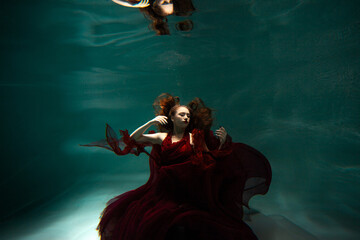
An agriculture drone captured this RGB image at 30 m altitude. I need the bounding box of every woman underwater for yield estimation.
[112,0,195,35]
[85,93,272,239]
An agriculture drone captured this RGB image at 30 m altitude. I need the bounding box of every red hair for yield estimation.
[152,93,214,133]
[139,0,195,35]
[139,0,170,35]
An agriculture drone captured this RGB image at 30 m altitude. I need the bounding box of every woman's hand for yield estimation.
[130,116,168,144]
[150,116,168,126]
[215,127,227,149]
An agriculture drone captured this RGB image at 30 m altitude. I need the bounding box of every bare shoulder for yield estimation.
[156,132,168,145]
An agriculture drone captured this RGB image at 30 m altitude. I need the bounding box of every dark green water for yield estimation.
[0,0,359,239]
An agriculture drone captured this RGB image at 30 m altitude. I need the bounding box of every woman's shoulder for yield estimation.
[189,132,194,146]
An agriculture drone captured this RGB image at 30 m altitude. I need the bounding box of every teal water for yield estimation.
[0,0,359,239]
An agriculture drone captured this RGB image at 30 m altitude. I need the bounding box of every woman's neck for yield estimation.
[172,126,185,138]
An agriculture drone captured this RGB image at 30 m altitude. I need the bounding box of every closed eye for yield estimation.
[179,113,190,118]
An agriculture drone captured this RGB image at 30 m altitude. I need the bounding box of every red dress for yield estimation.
[86,125,271,240]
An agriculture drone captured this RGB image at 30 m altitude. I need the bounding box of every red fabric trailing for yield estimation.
[83,125,271,240]
[106,123,150,156]
[81,124,155,157]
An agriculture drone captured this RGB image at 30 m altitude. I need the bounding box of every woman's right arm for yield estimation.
[130,116,168,145]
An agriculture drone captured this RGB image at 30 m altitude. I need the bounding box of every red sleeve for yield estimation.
[191,128,271,217]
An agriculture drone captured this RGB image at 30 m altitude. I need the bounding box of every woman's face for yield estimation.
[153,0,174,16]
[171,106,190,129]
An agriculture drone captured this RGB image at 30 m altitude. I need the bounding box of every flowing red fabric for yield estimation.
[81,124,154,158]
[85,125,271,240]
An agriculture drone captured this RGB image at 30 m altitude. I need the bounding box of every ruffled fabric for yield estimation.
[83,126,271,240]
[81,124,154,158]
[191,129,218,169]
